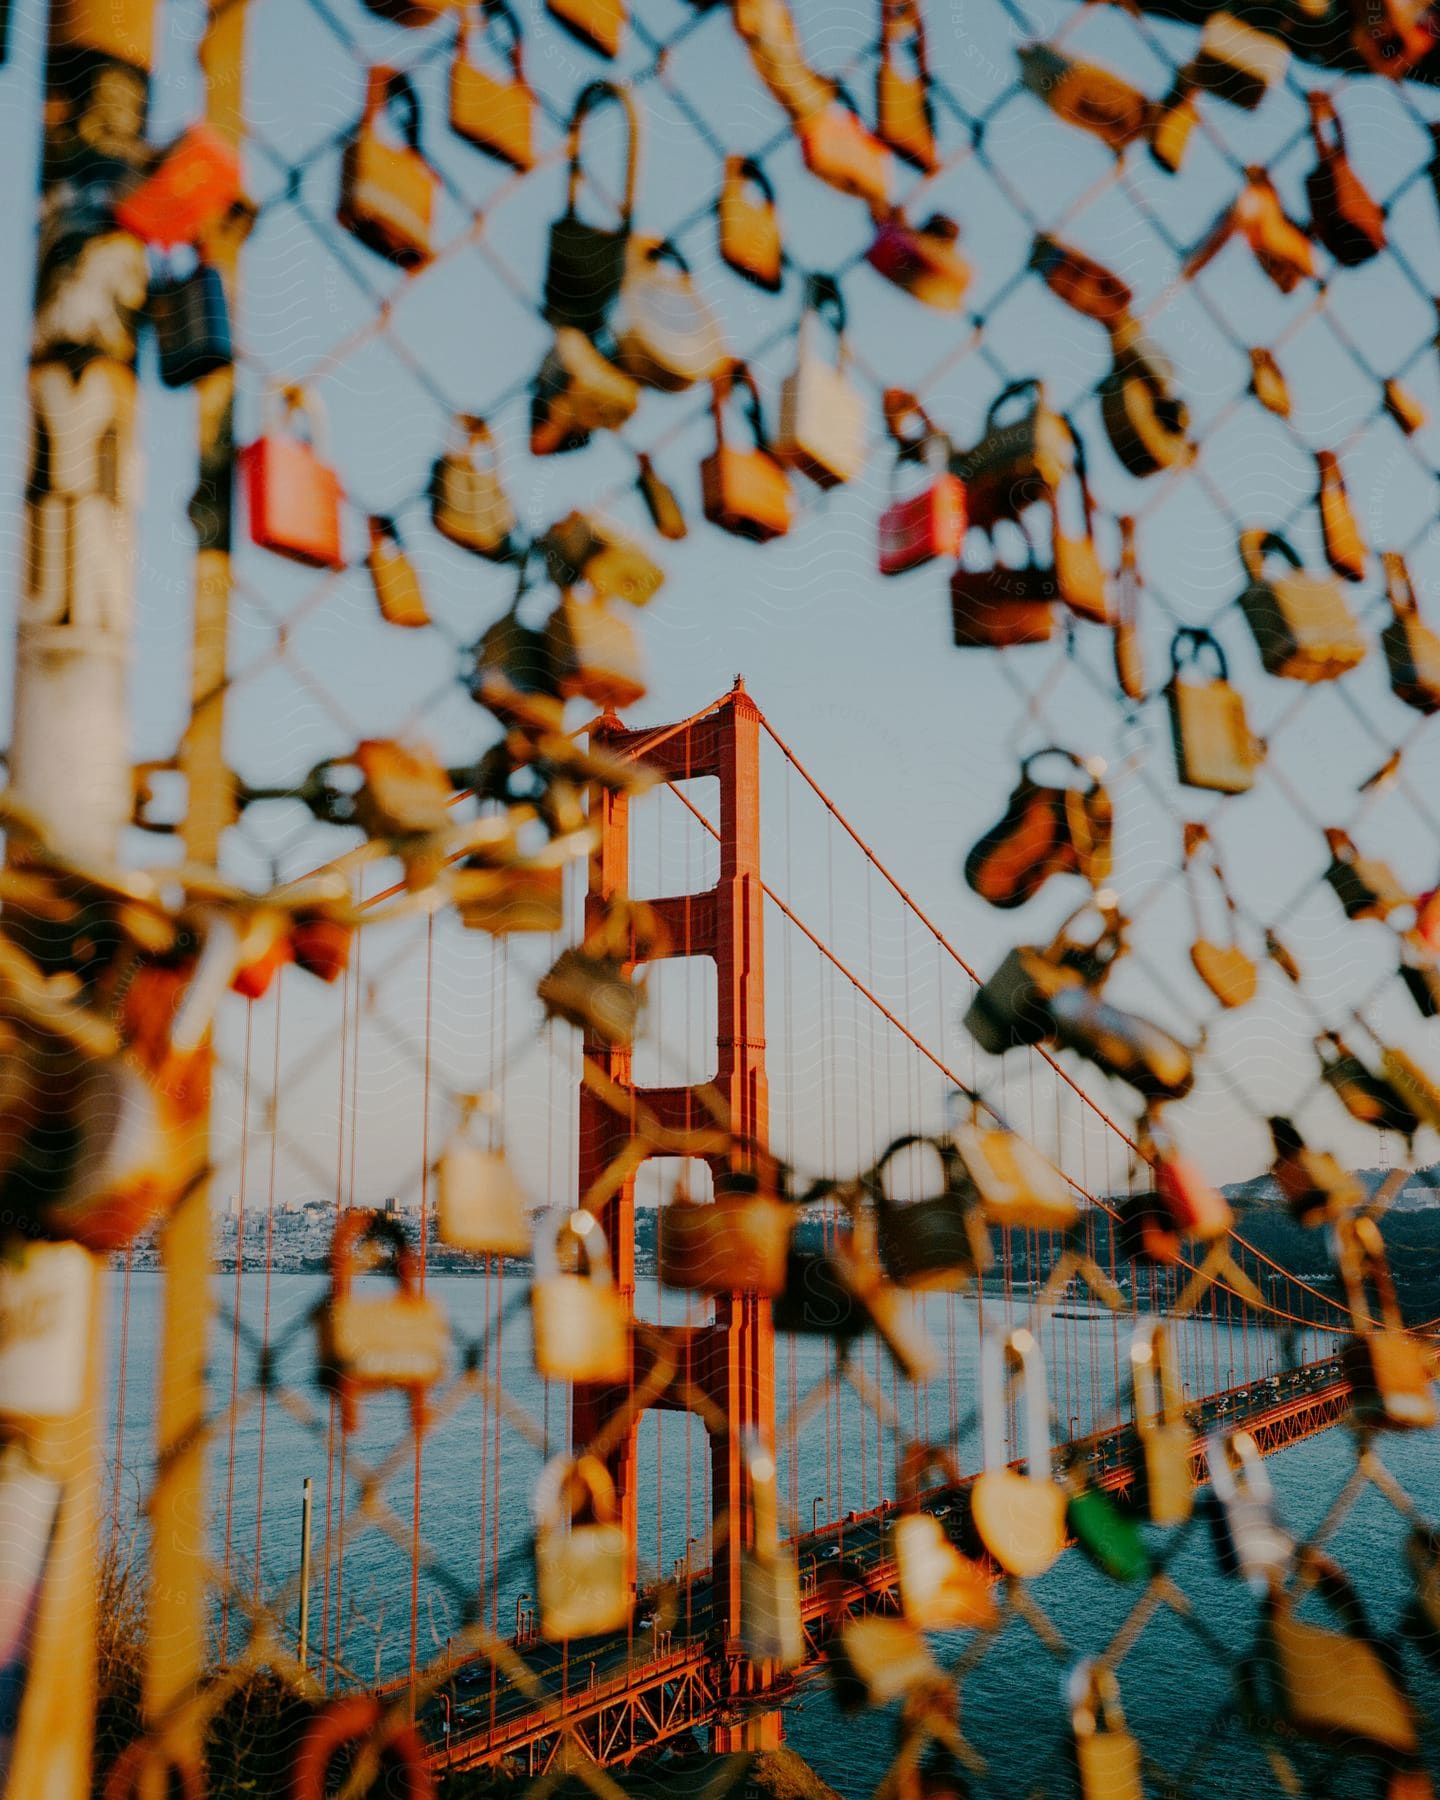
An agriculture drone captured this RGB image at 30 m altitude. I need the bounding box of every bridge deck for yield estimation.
[419,1357,1352,1776]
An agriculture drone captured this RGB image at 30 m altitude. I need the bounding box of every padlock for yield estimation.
[1382,551,1440,715]
[1262,1550,1418,1754]
[1167,628,1258,797]
[539,511,664,606]
[839,1210,942,1382]
[1184,826,1258,1009]
[951,1103,1077,1232]
[949,520,1057,648]
[1316,1029,1420,1138]
[148,260,231,388]
[1267,1116,1363,1226]
[1307,92,1386,265]
[315,1209,449,1430]
[1249,347,1291,418]
[1316,448,1366,583]
[614,238,729,393]
[876,0,937,171]
[1068,1663,1144,1800]
[635,453,687,541]
[1237,529,1367,682]
[775,275,865,489]
[1206,1428,1291,1589]
[547,0,625,58]
[1048,427,1108,623]
[530,1208,630,1383]
[1187,10,1289,107]
[702,364,792,543]
[829,1616,942,1711]
[1335,1214,1437,1430]
[1017,45,1151,153]
[797,88,894,208]
[337,68,437,270]
[1115,1190,1182,1267]
[453,861,564,935]
[1400,953,1440,1019]
[544,82,637,338]
[365,516,428,628]
[953,376,1073,528]
[51,0,159,70]
[1029,235,1132,328]
[717,155,783,293]
[1322,827,1408,921]
[658,1172,793,1296]
[1374,1036,1440,1131]
[435,1098,531,1257]
[1050,986,1194,1103]
[1066,1472,1149,1583]
[545,591,647,709]
[241,385,344,570]
[968,1328,1066,1579]
[1129,1319,1192,1525]
[1111,516,1146,703]
[1148,81,1198,174]
[964,747,1112,910]
[1385,377,1426,436]
[0,1241,93,1423]
[866,211,969,312]
[534,1453,632,1641]
[289,910,353,984]
[734,0,835,124]
[1235,168,1316,291]
[351,738,453,844]
[11,1054,188,1253]
[530,327,639,456]
[964,898,1125,1055]
[891,1445,998,1632]
[1353,0,1436,73]
[287,1694,433,1800]
[878,433,965,575]
[429,415,515,559]
[470,555,563,729]
[1100,321,1193,480]
[740,1432,805,1667]
[772,1237,871,1342]
[869,1133,992,1292]
[1145,1121,1233,1241]
[539,947,639,1044]
[450,1,535,171]
[113,123,243,246]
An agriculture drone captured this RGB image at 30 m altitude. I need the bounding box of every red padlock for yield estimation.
[241,386,345,570]
[878,435,966,576]
[114,124,243,247]
[1147,1124,1232,1241]
[866,210,969,311]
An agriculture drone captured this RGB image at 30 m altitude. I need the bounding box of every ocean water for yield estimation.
[103,1271,1440,1793]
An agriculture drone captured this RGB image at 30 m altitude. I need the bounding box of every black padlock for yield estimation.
[149,263,232,388]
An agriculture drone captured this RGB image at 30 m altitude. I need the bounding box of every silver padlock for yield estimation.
[530,1208,630,1384]
[434,1095,531,1258]
[534,1452,632,1641]
[740,1431,805,1668]
[1206,1429,1292,1590]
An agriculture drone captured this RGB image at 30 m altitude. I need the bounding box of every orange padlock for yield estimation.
[701,364,792,543]
[798,87,893,208]
[876,0,937,172]
[241,387,345,570]
[114,124,243,247]
[878,434,965,576]
[450,1,535,171]
[338,67,438,270]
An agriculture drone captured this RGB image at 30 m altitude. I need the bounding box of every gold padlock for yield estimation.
[535,1453,632,1640]
[1069,1662,1144,1800]
[434,1096,531,1257]
[449,1,535,171]
[1184,824,1258,1011]
[1316,448,1366,583]
[531,328,639,458]
[546,0,625,57]
[1267,1116,1363,1227]
[1129,1320,1192,1525]
[429,415,515,560]
[740,1432,805,1667]
[1336,1214,1437,1430]
[531,1208,630,1384]
[316,1209,449,1431]
[775,275,865,489]
[1187,10,1288,108]
[969,1327,1066,1579]
[951,1098,1077,1233]
[953,376,1073,528]
[734,0,835,124]
[1237,529,1367,683]
[876,0,937,172]
[1382,550,1440,715]
[337,68,437,270]
[613,237,729,394]
[891,1444,998,1632]
[538,510,664,607]
[1018,44,1151,153]
[1322,826,1408,922]
[658,1173,793,1296]
[1167,627,1260,795]
[366,515,429,629]
[1111,515,1146,703]
[545,590,647,709]
[717,156,783,293]
[829,1615,942,1712]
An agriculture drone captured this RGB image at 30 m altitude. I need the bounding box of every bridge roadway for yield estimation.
[420,1357,1353,1776]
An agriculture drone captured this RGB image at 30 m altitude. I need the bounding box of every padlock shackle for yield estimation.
[534,1204,616,1286]
[263,383,332,458]
[880,0,930,74]
[983,374,1044,433]
[1129,1317,1184,1430]
[534,1450,620,1531]
[1018,744,1098,794]
[1240,526,1302,584]
[565,80,640,225]
[329,1207,418,1297]
[1306,88,1347,160]
[896,1440,961,1509]
[1205,1427,1273,1508]
[889,427,952,495]
[867,1131,960,1209]
[363,65,425,154]
[724,152,776,208]
[368,512,404,551]
[801,270,848,350]
[457,0,524,72]
[979,1327,1051,1479]
[289,1695,432,1800]
[1169,624,1228,683]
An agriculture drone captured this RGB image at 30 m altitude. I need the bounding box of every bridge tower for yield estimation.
[572,678,780,1752]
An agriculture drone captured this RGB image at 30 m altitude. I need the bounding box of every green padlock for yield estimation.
[1066,1478,1150,1584]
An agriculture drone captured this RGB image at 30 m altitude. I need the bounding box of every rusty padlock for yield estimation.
[315,1209,449,1430]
